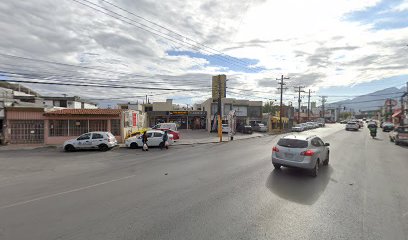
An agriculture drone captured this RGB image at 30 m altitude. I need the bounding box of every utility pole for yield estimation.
[307,89,311,121]
[277,75,289,131]
[294,86,305,124]
[320,96,327,122]
[217,75,222,142]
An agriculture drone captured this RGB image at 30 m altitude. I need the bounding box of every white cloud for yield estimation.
[0,0,407,104]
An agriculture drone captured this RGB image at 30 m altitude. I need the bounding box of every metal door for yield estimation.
[9,120,44,144]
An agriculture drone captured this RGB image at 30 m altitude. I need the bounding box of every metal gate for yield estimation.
[9,120,44,144]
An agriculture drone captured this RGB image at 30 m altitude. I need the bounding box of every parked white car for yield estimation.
[291,124,304,132]
[125,130,174,149]
[63,132,118,152]
[222,124,230,133]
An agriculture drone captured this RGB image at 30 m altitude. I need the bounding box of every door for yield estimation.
[152,132,163,146]
[75,133,92,149]
[9,120,44,144]
[316,137,327,161]
[91,132,105,148]
[310,137,324,161]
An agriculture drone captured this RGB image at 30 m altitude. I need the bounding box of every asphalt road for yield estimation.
[0,124,407,240]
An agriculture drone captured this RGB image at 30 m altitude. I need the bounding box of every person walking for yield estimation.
[160,131,169,150]
[142,131,148,151]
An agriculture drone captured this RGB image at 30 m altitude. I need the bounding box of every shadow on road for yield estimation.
[266,165,333,205]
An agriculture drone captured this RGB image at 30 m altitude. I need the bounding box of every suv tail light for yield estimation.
[301,150,315,156]
[272,146,279,152]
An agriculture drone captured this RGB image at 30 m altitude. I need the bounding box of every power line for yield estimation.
[71,0,262,74]
[97,0,264,72]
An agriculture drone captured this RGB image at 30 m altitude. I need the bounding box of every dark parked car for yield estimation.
[382,123,394,132]
[237,125,253,134]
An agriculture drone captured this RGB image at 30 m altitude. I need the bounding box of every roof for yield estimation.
[44,109,123,116]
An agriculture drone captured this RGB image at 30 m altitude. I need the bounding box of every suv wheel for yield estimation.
[130,142,138,149]
[310,160,319,177]
[273,164,281,170]
[98,144,109,152]
[395,140,400,145]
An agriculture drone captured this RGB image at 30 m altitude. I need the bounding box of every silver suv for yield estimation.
[272,135,330,177]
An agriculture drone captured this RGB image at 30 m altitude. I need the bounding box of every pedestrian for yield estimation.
[160,131,168,150]
[142,131,148,151]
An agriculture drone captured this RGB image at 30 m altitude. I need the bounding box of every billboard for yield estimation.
[212,75,227,99]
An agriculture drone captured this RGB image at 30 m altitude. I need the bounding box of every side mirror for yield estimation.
[324,143,330,146]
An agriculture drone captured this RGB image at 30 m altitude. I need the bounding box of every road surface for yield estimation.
[0,124,407,240]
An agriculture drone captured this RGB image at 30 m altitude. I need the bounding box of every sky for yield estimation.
[0,0,407,107]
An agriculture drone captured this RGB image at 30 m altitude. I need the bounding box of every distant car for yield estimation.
[125,130,174,149]
[221,124,230,133]
[357,120,364,128]
[382,123,394,132]
[389,126,408,145]
[272,135,330,177]
[156,128,180,140]
[152,122,178,131]
[305,122,315,129]
[252,123,267,132]
[346,121,359,131]
[237,125,253,134]
[63,132,118,152]
[291,124,304,132]
[340,120,348,124]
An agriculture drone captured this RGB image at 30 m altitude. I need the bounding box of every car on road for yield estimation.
[237,125,253,134]
[382,122,394,132]
[346,121,359,131]
[340,120,348,124]
[125,130,174,149]
[272,135,330,177]
[63,132,118,152]
[222,124,230,133]
[389,126,408,145]
[156,128,180,140]
[305,122,316,129]
[291,124,304,132]
[252,123,267,132]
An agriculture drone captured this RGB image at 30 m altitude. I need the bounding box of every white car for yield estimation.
[63,132,118,152]
[346,121,359,131]
[291,124,304,132]
[222,124,230,133]
[125,130,174,149]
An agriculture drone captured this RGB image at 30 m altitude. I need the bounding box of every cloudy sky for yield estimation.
[0,0,407,106]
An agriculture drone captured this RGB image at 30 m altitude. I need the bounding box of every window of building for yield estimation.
[110,119,121,136]
[69,120,88,136]
[248,106,261,118]
[60,100,67,107]
[49,120,69,136]
[81,102,85,109]
[89,120,108,132]
[145,106,153,112]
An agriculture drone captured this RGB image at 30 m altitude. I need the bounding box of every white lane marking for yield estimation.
[0,174,139,210]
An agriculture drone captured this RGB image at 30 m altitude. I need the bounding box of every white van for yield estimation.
[152,122,178,131]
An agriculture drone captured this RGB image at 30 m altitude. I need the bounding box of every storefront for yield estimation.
[147,111,207,129]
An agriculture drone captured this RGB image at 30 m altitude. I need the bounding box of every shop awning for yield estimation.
[392,110,402,118]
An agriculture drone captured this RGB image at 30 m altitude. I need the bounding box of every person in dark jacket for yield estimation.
[160,131,168,150]
[142,131,148,151]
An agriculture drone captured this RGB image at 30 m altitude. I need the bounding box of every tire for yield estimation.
[130,142,138,149]
[64,144,75,152]
[323,152,329,166]
[98,144,109,152]
[395,140,400,145]
[273,164,281,170]
[310,160,319,177]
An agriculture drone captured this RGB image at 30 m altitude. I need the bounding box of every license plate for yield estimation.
[285,153,294,158]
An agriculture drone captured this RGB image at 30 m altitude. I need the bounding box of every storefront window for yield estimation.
[110,119,121,136]
[49,120,69,136]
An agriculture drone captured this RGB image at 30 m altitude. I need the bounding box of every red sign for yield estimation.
[132,113,137,126]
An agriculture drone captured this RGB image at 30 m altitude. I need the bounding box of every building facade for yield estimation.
[201,98,263,131]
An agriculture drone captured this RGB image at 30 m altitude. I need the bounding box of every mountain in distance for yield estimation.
[326,86,406,112]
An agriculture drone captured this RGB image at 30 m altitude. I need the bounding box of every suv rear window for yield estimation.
[277,139,308,148]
